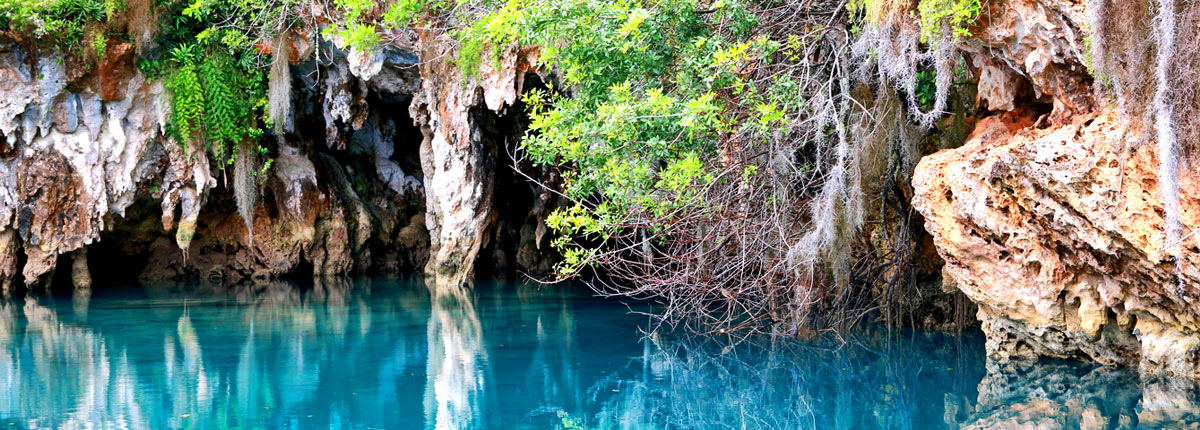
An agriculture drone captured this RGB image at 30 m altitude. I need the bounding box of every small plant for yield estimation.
[915,69,937,110]
[916,0,982,43]
[91,31,107,58]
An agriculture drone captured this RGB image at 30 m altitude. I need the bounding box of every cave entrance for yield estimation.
[472,72,559,279]
[87,196,170,286]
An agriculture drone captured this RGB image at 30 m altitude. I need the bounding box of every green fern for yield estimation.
[165,43,264,170]
[199,52,239,154]
[166,45,206,147]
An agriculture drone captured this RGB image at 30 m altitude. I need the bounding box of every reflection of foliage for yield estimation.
[3,286,1197,429]
[548,330,989,429]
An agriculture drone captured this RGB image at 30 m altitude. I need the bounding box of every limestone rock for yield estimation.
[0,45,214,285]
[0,36,549,289]
[913,109,1200,378]
[408,33,535,289]
[98,42,136,101]
[964,0,1094,118]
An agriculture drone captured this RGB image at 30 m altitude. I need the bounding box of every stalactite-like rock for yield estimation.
[405,35,537,289]
[0,44,213,287]
[0,33,550,289]
[0,230,16,296]
[71,248,91,290]
[0,42,414,286]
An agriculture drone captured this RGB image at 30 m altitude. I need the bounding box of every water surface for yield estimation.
[0,279,1196,429]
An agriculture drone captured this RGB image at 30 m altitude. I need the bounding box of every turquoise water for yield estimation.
[0,279,1196,429]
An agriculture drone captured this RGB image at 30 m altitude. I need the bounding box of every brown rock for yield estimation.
[966,0,1094,119]
[15,151,90,257]
[914,109,1200,378]
[71,248,90,289]
[0,230,16,295]
[98,42,135,101]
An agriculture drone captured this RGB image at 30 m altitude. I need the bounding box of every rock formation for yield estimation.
[915,109,1200,378]
[914,0,1200,378]
[0,36,556,291]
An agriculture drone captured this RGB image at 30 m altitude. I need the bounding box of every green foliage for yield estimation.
[0,0,107,53]
[91,30,106,57]
[915,69,937,110]
[325,0,453,52]
[464,0,776,275]
[148,0,281,173]
[102,0,121,19]
[159,0,273,232]
[916,0,981,43]
[454,0,526,76]
[163,41,265,168]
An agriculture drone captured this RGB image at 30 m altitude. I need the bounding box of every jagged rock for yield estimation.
[964,0,1094,117]
[407,34,537,289]
[0,230,16,295]
[99,42,136,101]
[0,43,391,287]
[318,46,371,150]
[914,109,1200,378]
[0,45,215,286]
[0,34,552,290]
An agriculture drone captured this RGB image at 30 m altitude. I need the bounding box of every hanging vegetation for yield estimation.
[3,0,986,336]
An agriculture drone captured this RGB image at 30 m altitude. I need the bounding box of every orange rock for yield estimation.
[98,42,135,101]
[914,108,1200,379]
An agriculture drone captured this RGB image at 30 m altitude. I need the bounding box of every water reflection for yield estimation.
[0,279,1195,429]
[426,284,485,430]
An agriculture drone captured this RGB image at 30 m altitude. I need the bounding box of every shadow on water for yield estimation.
[0,278,1195,429]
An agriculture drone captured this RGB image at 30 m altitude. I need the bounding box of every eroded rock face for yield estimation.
[0,37,550,289]
[913,109,1200,378]
[406,33,539,289]
[0,44,212,287]
[0,42,416,286]
[965,0,1094,118]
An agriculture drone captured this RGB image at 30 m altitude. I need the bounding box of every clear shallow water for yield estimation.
[0,279,1197,429]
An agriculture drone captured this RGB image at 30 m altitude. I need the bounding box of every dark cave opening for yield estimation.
[87,196,168,286]
[472,72,560,279]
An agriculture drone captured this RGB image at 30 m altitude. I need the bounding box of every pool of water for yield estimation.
[0,278,1197,429]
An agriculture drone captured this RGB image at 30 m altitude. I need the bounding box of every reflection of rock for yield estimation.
[1139,378,1200,426]
[957,361,1200,429]
[425,281,486,429]
[964,362,1140,429]
[72,284,90,320]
